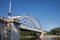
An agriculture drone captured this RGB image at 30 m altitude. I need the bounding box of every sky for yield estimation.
[0,0,60,31]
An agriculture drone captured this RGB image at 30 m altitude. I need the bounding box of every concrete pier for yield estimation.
[0,16,20,40]
[10,23,20,40]
[36,32,45,40]
[40,32,45,40]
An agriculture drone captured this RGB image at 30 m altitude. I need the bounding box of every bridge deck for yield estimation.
[19,23,44,33]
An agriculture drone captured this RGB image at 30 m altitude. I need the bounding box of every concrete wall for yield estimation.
[10,23,20,40]
[0,23,5,40]
[0,23,20,40]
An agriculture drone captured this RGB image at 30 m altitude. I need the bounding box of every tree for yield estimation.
[50,27,60,35]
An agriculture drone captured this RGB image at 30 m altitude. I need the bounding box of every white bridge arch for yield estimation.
[11,15,44,33]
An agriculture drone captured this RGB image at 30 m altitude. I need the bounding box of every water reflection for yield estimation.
[21,38,60,40]
[45,38,60,40]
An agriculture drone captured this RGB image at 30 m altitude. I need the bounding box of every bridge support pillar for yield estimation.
[10,23,20,40]
[1,22,20,40]
[36,32,45,40]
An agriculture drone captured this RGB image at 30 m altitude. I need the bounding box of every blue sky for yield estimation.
[0,0,60,31]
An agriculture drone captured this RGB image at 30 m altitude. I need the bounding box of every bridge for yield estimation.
[0,15,45,40]
[0,0,45,40]
[11,16,44,32]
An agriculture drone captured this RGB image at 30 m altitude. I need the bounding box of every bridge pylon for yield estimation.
[0,16,20,40]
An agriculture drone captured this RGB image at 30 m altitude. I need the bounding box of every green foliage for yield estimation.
[50,27,60,35]
[20,30,36,36]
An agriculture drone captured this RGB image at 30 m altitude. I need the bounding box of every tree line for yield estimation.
[46,27,60,35]
[20,30,36,36]
[20,27,60,36]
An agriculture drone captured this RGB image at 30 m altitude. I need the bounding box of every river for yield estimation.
[21,38,60,40]
[45,38,60,40]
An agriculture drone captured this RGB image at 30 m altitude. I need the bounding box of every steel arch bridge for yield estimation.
[11,15,44,33]
[0,15,45,40]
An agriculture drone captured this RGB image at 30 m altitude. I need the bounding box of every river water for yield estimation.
[45,38,60,40]
[21,38,60,40]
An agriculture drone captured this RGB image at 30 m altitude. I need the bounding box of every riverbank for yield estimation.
[20,35,60,38]
[45,35,60,38]
[20,36,35,38]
